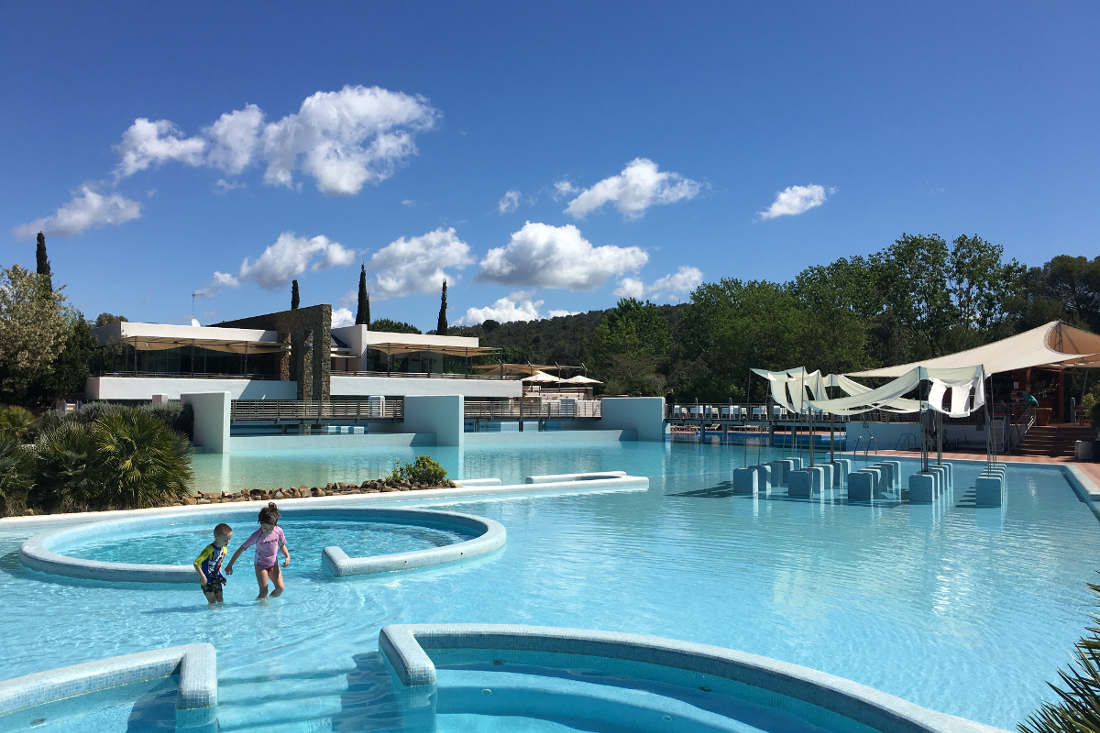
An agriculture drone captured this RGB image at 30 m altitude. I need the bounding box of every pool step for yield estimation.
[955,487,978,508]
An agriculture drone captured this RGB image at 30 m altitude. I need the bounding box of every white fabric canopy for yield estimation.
[750,367,826,413]
[848,321,1100,379]
[809,365,986,417]
[522,370,562,383]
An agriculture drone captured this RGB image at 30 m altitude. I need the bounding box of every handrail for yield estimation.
[464,398,601,419]
[231,398,404,422]
[333,370,514,381]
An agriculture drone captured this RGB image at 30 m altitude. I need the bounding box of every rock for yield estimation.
[363,488,380,493]
[196,498,211,504]
[360,480,372,489]
[181,495,196,505]
[381,485,398,492]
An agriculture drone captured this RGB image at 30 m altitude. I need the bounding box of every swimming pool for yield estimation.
[2,437,1097,730]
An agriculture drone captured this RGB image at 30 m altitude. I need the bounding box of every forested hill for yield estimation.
[451,304,685,367]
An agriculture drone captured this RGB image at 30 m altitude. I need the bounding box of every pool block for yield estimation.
[830,459,851,486]
[818,463,835,491]
[908,473,936,503]
[781,459,800,480]
[768,460,789,486]
[878,461,901,490]
[787,456,804,469]
[926,465,948,496]
[750,464,772,492]
[869,462,897,491]
[848,471,874,501]
[859,467,885,497]
[788,469,813,498]
[732,468,757,495]
[975,474,1004,507]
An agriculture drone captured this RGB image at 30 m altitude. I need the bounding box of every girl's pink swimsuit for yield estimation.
[239,526,286,569]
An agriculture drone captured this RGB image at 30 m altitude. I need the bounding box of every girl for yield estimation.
[226,502,291,599]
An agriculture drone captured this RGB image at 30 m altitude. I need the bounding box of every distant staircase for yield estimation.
[1016,424,1095,457]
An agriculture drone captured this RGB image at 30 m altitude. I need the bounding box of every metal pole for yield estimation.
[936,410,943,465]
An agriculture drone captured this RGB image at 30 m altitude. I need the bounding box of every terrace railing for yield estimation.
[464,398,602,419]
[231,398,404,423]
[332,370,513,380]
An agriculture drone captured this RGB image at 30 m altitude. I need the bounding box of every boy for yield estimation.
[194,523,232,604]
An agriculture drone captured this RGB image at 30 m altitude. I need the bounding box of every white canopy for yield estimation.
[522,370,562,383]
[848,321,1100,379]
[561,375,603,384]
[810,365,986,417]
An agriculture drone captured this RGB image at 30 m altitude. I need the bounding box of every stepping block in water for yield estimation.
[788,467,824,498]
[848,471,874,501]
[830,459,851,486]
[909,472,936,503]
[975,474,1004,507]
[732,468,757,495]
[750,464,772,492]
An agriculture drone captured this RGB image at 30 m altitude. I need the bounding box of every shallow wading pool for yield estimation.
[1,436,1097,730]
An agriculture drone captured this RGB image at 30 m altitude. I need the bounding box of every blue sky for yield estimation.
[2,2,1097,329]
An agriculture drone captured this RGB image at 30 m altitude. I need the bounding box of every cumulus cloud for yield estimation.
[193,271,240,299]
[205,104,264,174]
[552,180,578,200]
[261,85,438,195]
[477,222,647,290]
[331,307,354,328]
[14,185,141,238]
[115,118,207,177]
[368,227,474,299]
[497,189,520,214]
[214,178,246,193]
[564,158,700,219]
[548,309,579,318]
[758,184,831,220]
[238,232,354,289]
[613,266,703,303]
[459,293,544,325]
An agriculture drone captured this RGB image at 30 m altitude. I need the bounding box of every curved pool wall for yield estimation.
[379,624,1005,733]
[0,644,216,732]
[16,474,648,583]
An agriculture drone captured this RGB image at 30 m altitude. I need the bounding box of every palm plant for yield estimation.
[91,410,192,509]
[0,439,31,516]
[0,404,34,443]
[31,421,100,513]
[1020,579,1100,732]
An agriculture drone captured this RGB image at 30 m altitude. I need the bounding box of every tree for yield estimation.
[0,265,68,404]
[41,315,100,400]
[291,280,300,310]
[93,313,127,328]
[369,318,421,334]
[355,265,370,326]
[589,298,671,395]
[436,280,448,335]
[36,232,52,291]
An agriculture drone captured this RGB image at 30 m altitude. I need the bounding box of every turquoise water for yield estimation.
[2,437,1098,731]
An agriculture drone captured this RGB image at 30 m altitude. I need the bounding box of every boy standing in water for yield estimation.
[194,523,233,604]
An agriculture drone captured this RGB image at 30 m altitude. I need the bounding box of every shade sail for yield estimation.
[367,342,501,358]
[122,335,287,355]
[522,370,562,383]
[561,375,603,384]
[848,321,1100,379]
[810,365,985,417]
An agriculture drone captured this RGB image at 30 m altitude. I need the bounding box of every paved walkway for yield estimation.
[875,448,1100,489]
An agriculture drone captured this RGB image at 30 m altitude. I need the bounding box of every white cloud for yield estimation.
[261,85,438,195]
[758,184,830,220]
[613,265,703,303]
[497,189,520,214]
[401,199,414,206]
[368,227,474,299]
[459,294,544,325]
[193,271,240,299]
[477,221,648,290]
[14,185,141,238]
[548,309,579,318]
[116,118,207,177]
[238,232,354,289]
[205,104,264,174]
[552,180,578,200]
[331,307,354,327]
[214,178,246,193]
[565,158,700,219]
[613,277,645,299]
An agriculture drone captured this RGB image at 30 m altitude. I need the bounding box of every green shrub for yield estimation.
[91,410,192,509]
[1019,579,1100,732]
[390,455,448,485]
[0,404,34,443]
[0,439,31,516]
[31,421,101,513]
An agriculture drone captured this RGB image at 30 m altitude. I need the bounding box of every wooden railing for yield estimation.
[231,399,403,423]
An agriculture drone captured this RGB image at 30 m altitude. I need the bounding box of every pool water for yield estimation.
[60,517,473,572]
[2,437,1097,731]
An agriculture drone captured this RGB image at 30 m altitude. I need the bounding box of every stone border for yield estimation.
[15,475,648,582]
[379,624,1006,733]
[320,508,505,576]
[0,644,216,728]
[20,506,502,583]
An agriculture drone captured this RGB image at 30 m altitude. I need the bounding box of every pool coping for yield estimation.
[19,506,508,583]
[379,624,1007,733]
[0,643,216,717]
[0,474,650,530]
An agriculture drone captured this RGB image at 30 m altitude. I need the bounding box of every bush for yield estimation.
[30,407,192,513]
[0,439,31,517]
[0,404,34,443]
[390,455,448,485]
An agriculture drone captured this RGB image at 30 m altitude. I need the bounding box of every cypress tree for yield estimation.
[291,280,300,310]
[36,231,52,290]
[436,280,448,335]
[355,265,370,326]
